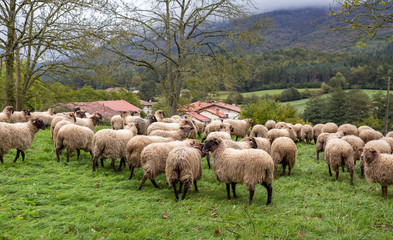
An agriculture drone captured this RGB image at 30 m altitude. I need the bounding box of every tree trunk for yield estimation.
[4,0,17,108]
[15,47,23,111]
[384,76,390,135]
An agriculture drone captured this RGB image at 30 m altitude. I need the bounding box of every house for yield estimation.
[140,100,157,115]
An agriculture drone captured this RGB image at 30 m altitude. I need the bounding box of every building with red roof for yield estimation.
[140,100,157,115]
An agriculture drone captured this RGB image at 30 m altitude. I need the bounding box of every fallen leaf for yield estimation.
[95,205,100,207]
[163,213,168,219]
[160,202,164,206]
[215,230,221,234]
[65,227,72,234]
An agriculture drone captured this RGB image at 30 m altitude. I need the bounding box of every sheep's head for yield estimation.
[90,115,101,126]
[361,147,380,164]
[66,112,76,122]
[75,110,86,118]
[180,125,192,138]
[246,118,254,127]
[23,109,31,116]
[155,110,164,118]
[146,115,157,123]
[48,108,56,115]
[4,106,14,114]
[31,118,46,130]
[73,107,81,112]
[202,138,221,154]
[242,137,258,149]
[219,123,233,133]
[121,111,131,118]
[93,112,103,120]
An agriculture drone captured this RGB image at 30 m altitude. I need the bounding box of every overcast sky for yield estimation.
[253,0,335,13]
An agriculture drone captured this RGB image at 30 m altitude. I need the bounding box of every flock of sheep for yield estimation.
[1,105,393,204]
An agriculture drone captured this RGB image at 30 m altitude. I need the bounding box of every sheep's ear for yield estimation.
[359,148,363,153]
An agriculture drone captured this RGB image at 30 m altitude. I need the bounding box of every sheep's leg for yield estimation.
[128,164,135,180]
[349,168,354,186]
[100,157,104,167]
[92,155,99,171]
[335,170,339,181]
[0,151,3,164]
[206,153,211,169]
[177,182,183,194]
[281,162,287,176]
[382,186,388,199]
[328,165,332,177]
[248,188,255,205]
[66,148,72,162]
[150,179,160,189]
[193,180,198,193]
[137,175,148,190]
[111,158,117,172]
[181,181,191,200]
[360,166,364,178]
[288,165,292,176]
[56,148,62,162]
[262,182,273,205]
[231,182,237,199]
[235,136,239,141]
[316,150,320,161]
[171,180,179,202]
[118,157,125,172]
[274,166,278,179]
[226,184,231,200]
[76,150,80,160]
[13,150,21,163]
[21,151,25,162]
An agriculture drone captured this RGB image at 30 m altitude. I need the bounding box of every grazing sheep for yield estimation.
[316,133,339,161]
[324,138,354,185]
[223,118,254,141]
[293,123,303,142]
[267,129,290,143]
[364,140,391,154]
[126,135,173,180]
[154,110,165,122]
[0,118,46,163]
[271,137,297,179]
[313,124,324,144]
[133,115,158,135]
[137,139,200,190]
[10,109,31,123]
[242,137,271,154]
[147,122,181,135]
[322,122,338,133]
[202,138,274,205]
[359,129,383,143]
[0,106,14,123]
[50,113,76,138]
[250,124,268,138]
[111,115,124,130]
[338,124,358,136]
[149,125,193,140]
[381,137,393,153]
[341,135,365,162]
[300,124,314,144]
[361,147,393,199]
[201,121,233,142]
[92,122,138,172]
[75,112,102,132]
[31,108,56,126]
[274,122,288,129]
[166,145,203,201]
[55,124,94,162]
[358,126,373,135]
[265,120,276,130]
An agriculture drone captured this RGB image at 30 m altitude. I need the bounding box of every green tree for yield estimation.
[328,72,349,89]
[280,87,301,102]
[139,80,158,101]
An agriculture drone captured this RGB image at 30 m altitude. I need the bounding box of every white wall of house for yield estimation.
[209,107,239,119]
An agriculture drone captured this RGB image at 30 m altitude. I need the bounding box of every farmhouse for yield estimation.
[139,100,157,115]
[180,100,241,123]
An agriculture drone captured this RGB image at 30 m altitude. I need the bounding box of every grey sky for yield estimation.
[253,0,335,13]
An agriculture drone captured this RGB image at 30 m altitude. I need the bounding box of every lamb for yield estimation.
[31,108,56,126]
[10,109,31,123]
[359,129,383,143]
[267,129,290,143]
[126,135,173,180]
[133,115,157,135]
[293,123,303,142]
[250,124,268,138]
[149,125,193,140]
[202,138,274,205]
[75,112,102,132]
[55,124,94,162]
[92,122,138,172]
[0,118,46,163]
[166,145,203,201]
[324,138,354,185]
[223,118,254,140]
[50,112,76,138]
[361,147,393,199]
[313,124,324,144]
[270,137,297,179]
[242,137,271,154]
[338,124,358,136]
[265,120,276,130]
[154,110,165,122]
[300,124,314,144]
[137,139,200,190]
[0,106,14,123]
[321,122,338,133]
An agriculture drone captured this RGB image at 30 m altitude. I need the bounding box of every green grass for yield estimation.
[1,128,393,239]
[213,88,320,99]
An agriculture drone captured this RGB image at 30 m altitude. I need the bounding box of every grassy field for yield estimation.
[213,88,320,99]
[1,127,393,239]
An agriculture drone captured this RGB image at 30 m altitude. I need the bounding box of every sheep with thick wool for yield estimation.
[322,122,338,133]
[313,124,324,144]
[242,137,271,154]
[137,139,200,190]
[338,124,358,136]
[315,133,340,161]
[10,109,31,123]
[250,124,268,138]
[55,124,94,162]
[203,131,232,169]
[0,106,14,123]
[223,118,253,140]
[154,110,165,122]
[31,108,56,126]
[359,129,383,143]
[149,125,193,140]
[381,137,393,153]
[166,145,203,201]
[202,138,274,205]
[75,112,102,132]
[271,137,297,179]
[300,124,314,144]
[0,118,46,163]
[267,128,290,143]
[132,115,157,135]
[358,126,373,135]
[361,147,393,199]
[50,112,76,138]
[202,122,233,142]
[324,138,354,185]
[265,120,276,130]
[341,135,365,162]
[293,123,303,142]
[147,119,191,135]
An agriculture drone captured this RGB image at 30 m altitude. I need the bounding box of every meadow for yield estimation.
[1,127,393,239]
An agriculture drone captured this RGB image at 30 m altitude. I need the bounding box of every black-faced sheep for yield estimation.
[242,137,271,154]
[300,124,314,144]
[313,124,324,144]
[324,138,354,185]
[265,120,276,130]
[321,122,338,133]
[338,124,358,136]
[154,110,165,122]
[361,147,393,199]
[250,124,268,138]
[0,106,14,123]
[223,118,254,141]
[202,138,274,205]
[271,137,297,179]
[10,109,31,123]
[359,129,383,143]
[0,118,46,163]
[133,115,158,135]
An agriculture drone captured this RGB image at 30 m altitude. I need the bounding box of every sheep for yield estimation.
[137,139,200,190]
[274,122,288,129]
[75,112,102,132]
[265,120,276,130]
[92,122,138,172]
[166,145,203,201]
[386,131,393,138]
[361,147,393,199]
[202,138,274,205]
[111,115,124,130]
[341,135,365,163]
[300,124,314,144]
[313,124,324,144]
[133,115,158,135]
[316,133,339,161]
[74,110,86,118]
[381,137,393,153]
[358,126,373,135]
[194,121,205,137]
[55,124,94,162]
[271,137,297,179]
[52,120,74,145]
[31,108,56,126]
[293,123,303,142]
[10,109,31,123]
[50,112,76,138]
[324,138,354,185]
[0,106,14,123]
[201,121,233,142]
[267,129,290,143]
[154,110,165,122]
[364,140,391,154]
[322,122,338,133]
[203,131,232,169]
[0,118,46,163]
[223,118,253,141]
[338,124,358,136]
[126,135,173,180]
[359,129,383,143]
[284,124,297,142]
[149,125,193,140]
[162,115,182,123]
[242,137,271,154]
[250,124,268,138]
[147,119,196,137]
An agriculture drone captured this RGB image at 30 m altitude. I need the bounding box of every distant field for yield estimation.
[213,88,320,99]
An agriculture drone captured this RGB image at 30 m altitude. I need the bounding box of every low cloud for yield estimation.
[253,0,335,13]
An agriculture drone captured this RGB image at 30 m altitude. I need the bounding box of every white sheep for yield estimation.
[10,109,31,123]
[0,106,14,123]
[271,137,297,179]
[31,108,56,126]
[223,118,254,141]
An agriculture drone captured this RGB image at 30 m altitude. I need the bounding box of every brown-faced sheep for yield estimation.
[271,137,297,179]
[250,124,268,138]
[92,122,138,172]
[223,118,254,141]
[359,129,383,143]
[50,113,76,138]
[0,106,14,123]
[154,110,165,122]
[361,147,393,199]
[31,108,56,126]
[300,124,314,144]
[0,118,46,163]
[267,129,290,143]
[10,109,31,123]
[322,122,338,133]
[75,112,102,132]
[338,124,358,136]
[242,137,271,154]
[149,125,193,140]
[166,145,203,201]
[265,120,276,130]
[137,139,200,190]
[202,138,274,205]
[324,138,354,185]
[313,124,324,144]
[293,123,303,142]
[55,124,94,162]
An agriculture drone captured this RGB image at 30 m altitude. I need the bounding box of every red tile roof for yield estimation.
[179,100,240,113]
[186,111,211,122]
[97,100,141,112]
[204,108,227,118]
[140,100,157,106]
